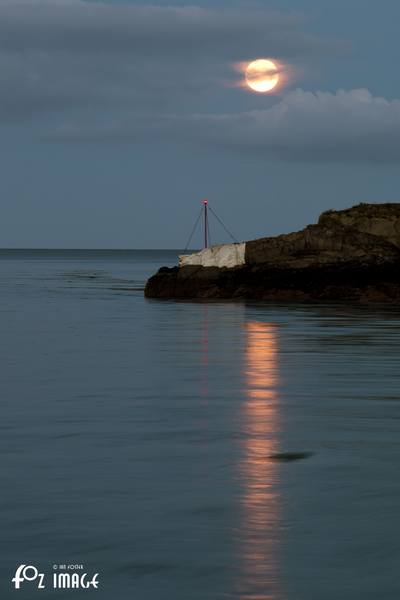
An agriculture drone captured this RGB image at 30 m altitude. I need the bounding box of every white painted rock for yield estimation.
[179,243,246,269]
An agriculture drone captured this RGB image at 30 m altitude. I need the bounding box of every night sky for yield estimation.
[2,0,400,248]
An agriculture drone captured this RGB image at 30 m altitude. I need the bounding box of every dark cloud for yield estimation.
[0,1,321,56]
[48,89,400,164]
[5,1,389,164]
[0,0,342,119]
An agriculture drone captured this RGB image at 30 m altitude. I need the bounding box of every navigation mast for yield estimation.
[183,199,239,252]
[203,199,208,249]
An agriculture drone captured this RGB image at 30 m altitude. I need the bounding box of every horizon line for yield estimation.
[0,247,188,252]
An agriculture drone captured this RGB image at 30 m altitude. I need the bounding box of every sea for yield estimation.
[1,249,400,600]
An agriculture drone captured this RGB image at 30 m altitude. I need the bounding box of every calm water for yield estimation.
[1,249,400,599]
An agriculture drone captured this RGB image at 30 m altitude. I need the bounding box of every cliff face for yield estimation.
[145,203,400,302]
[318,203,400,249]
[245,221,400,269]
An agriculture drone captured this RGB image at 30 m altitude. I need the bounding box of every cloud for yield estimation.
[0,0,342,119]
[48,89,400,164]
[186,88,400,162]
[5,1,386,163]
[0,1,321,56]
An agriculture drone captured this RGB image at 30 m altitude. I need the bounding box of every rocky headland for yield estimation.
[145,203,400,302]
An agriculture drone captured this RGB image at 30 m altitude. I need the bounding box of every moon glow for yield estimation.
[245,59,279,93]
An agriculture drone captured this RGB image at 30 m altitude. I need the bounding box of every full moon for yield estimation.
[245,59,279,93]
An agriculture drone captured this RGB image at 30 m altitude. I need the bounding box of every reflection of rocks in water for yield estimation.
[145,203,400,302]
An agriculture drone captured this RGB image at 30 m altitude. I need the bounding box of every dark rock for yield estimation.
[269,452,314,462]
[145,203,400,302]
[245,221,400,268]
[318,202,400,248]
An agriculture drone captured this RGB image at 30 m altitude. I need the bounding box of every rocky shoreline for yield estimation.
[145,203,400,302]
